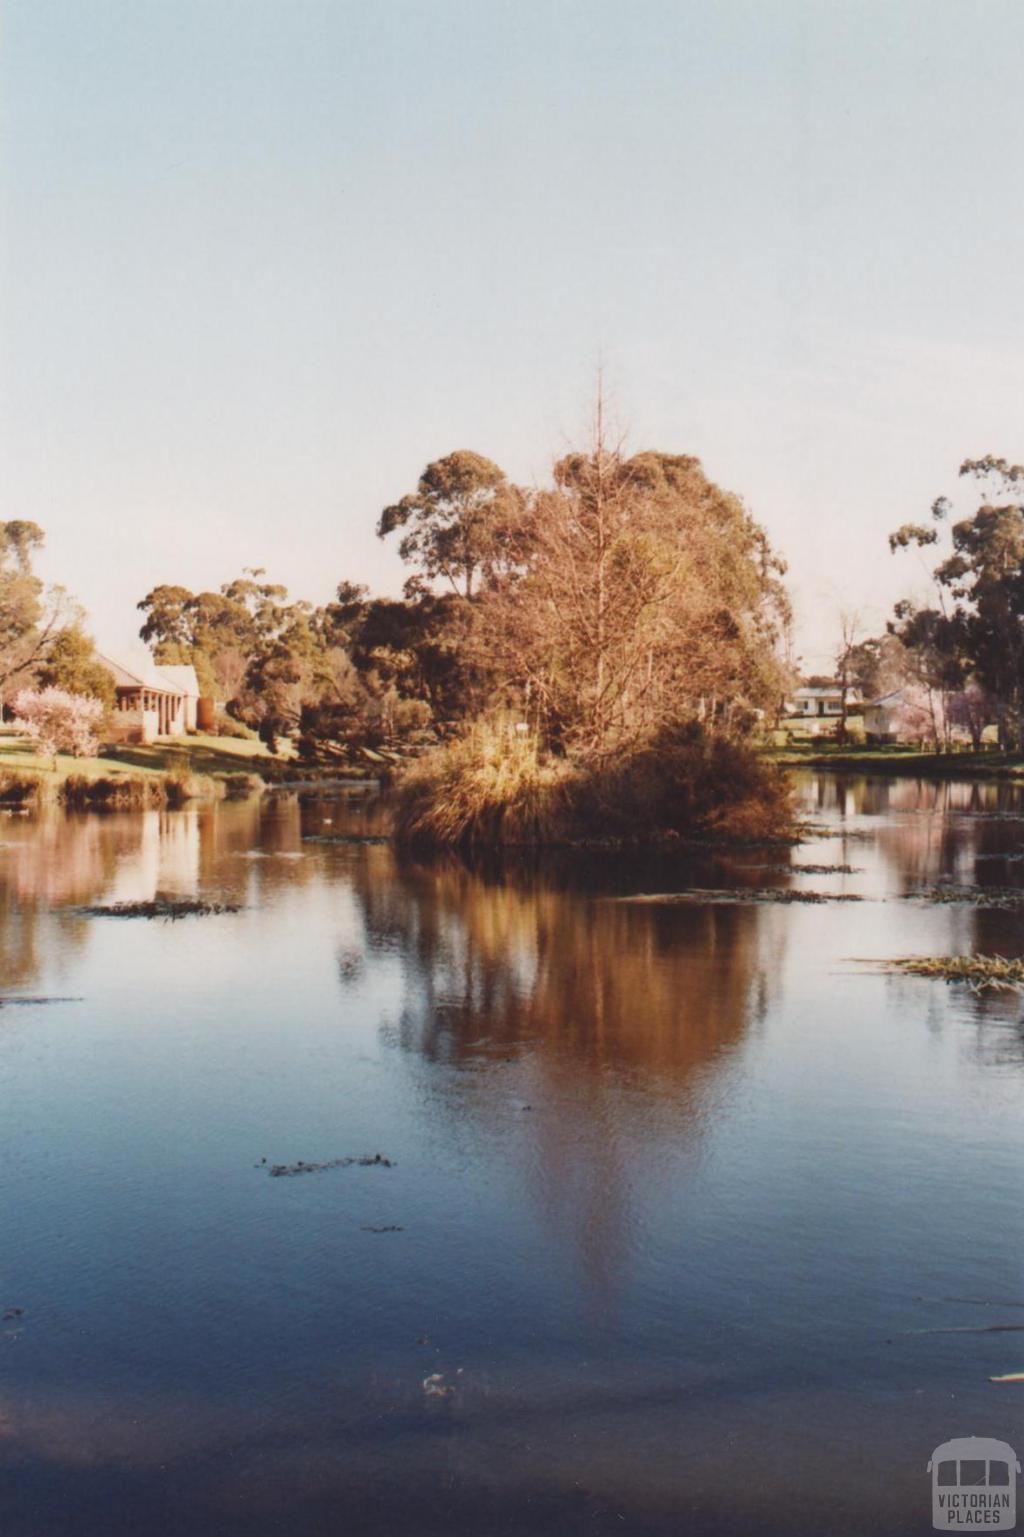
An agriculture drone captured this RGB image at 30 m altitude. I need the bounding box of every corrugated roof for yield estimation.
[96,652,199,697]
[153,663,200,696]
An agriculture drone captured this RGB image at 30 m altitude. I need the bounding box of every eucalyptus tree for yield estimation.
[890,456,1024,747]
[377,450,526,600]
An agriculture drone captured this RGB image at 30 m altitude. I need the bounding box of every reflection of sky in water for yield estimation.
[0,777,1022,1536]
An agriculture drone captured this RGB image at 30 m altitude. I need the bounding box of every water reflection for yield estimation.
[791,769,1024,1047]
[1,776,1024,1536]
[349,853,778,1082]
[342,852,784,1305]
[0,795,331,998]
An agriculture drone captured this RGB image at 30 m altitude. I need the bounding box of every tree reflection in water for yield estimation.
[344,849,786,1306]
[0,795,321,998]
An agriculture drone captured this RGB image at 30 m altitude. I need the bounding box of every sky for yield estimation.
[3,0,1023,670]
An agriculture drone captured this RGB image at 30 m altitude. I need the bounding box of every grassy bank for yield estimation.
[0,732,269,808]
[394,722,794,850]
[766,741,1024,778]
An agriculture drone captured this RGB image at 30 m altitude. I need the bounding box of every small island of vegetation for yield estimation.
[383,416,793,847]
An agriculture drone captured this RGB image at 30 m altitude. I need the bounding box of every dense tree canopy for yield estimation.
[888,455,1024,747]
[377,450,525,599]
[134,432,792,765]
[36,627,116,707]
[136,571,294,699]
[0,521,79,700]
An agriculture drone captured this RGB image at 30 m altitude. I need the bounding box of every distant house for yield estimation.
[785,683,861,734]
[97,653,200,744]
[863,687,936,745]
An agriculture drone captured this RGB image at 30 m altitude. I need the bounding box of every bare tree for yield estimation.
[834,607,865,745]
[492,404,790,760]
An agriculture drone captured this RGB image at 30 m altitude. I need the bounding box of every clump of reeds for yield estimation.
[0,771,47,806]
[567,722,794,843]
[164,771,221,806]
[79,898,241,920]
[394,720,577,847]
[888,954,1024,992]
[393,718,794,849]
[62,774,167,809]
[214,771,263,801]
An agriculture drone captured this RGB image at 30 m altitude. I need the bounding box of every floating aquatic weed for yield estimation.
[422,1373,455,1398]
[793,863,862,875]
[798,824,875,841]
[611,888,864,906]
[728,862,862,875]
[301,834,389,845]
[0,995,81,1007]
[78,899,241,920]
[883,955,1024,992]
[907,1324,1024,1336]
[266,1153,395,1177]
[952,812,1024,823]
[905,886,1024,909]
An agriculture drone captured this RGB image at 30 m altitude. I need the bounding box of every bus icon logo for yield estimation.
[929,1437,1020,1530]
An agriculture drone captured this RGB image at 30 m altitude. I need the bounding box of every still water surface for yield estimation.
[1,772,1023,1535]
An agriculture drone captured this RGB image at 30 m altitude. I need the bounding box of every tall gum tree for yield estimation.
[890,456,1024,748]
[377,450,526,600]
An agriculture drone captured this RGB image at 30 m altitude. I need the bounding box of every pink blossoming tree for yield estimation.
[13,687,105,761]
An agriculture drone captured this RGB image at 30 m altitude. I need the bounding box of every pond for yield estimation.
[0,771,1022,1536]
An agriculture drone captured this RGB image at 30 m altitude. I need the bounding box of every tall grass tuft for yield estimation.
[214,771,263,800]
[394,721,577,848]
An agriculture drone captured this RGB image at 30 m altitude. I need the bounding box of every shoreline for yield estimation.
[769,748,1024,780]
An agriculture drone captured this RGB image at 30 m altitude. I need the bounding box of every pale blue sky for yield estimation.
[3,0,1023,666]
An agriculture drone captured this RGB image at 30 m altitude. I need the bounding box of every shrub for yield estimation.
[216,714,257,741]
[164,771,220,806]
[0,771,47,806]
[393,718,793,848]
[214,771,263,800]
[13,687,104,759]
[570,723,793,842]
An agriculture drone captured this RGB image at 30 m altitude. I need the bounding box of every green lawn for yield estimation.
[765,740,1024,777]
[0,731,287,782]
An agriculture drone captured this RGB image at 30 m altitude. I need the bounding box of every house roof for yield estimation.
[154,663,201,696]
[868,688,914,708]
[792,684,861,698]
[96,651,200,697]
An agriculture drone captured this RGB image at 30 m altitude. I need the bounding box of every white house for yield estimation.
[863,687,936,745]
[786,684,861,734]
[97,653,200,744]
